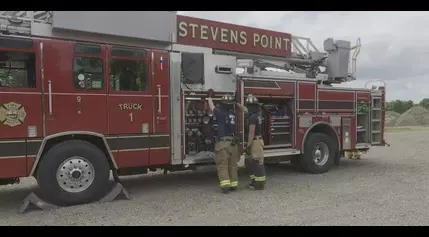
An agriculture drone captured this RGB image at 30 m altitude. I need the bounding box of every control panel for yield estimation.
[184,96,236,156]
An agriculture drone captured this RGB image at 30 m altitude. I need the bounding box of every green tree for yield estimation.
[386,100,414,114]
[419,98,429,110]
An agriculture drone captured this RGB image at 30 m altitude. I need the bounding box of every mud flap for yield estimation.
[19,182,131,214]
[334,150,341,166]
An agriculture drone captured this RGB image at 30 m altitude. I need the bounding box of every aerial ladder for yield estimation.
[0,11,362,86]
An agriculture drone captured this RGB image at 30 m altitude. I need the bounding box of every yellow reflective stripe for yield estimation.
[250,175,255,179]
[230,181,238,187]
[220,180,231,187]
[254,176,266,182]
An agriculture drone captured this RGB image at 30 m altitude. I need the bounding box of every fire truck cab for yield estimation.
[0,11,387,207]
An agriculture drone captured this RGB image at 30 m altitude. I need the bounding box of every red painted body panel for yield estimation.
[298,83,316,100]
[150,148,170,166]
[115,150,149,168]
[244,81,294,98]
[296,126,306,150]
[0,43,43,139]
[357,92,370,102]
[318,90,354,101]
[0,158,26,178]
[318,89,355,113]
[177,15,292,58]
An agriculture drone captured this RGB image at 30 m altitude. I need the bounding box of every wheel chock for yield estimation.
[99,182,131,203]
[19,182,131,214]
[19,192,59,214]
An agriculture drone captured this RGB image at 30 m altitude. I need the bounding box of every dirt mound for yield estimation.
[385,111,400,127]
[394,106,429,126]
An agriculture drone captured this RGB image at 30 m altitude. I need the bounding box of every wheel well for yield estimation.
[31,134,116,176]
[301,123,339,154]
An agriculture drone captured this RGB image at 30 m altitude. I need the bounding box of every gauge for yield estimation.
[202,115,210,124]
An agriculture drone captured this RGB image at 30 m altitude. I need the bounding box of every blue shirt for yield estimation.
[213,107,236,138]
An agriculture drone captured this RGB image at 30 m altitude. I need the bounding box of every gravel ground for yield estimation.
[1,131,429,226]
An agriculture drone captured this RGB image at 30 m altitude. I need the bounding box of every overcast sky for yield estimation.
[178,11,428,103]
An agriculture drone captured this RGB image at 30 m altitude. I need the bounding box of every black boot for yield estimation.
[253,181,265,190]
[246,179,256,189]
[230,187,237,192]
[221,187,230,194]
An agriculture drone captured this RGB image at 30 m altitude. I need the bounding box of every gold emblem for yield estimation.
[0,102,27,127]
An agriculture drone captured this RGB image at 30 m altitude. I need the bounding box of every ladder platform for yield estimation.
[19,182,131,214]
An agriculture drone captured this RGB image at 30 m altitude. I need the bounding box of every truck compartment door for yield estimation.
[106,46,153,168]
[150,50,171,166]
[0,37,42,177]
[43,41,108,136]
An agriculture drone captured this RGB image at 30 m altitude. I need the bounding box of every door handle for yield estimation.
[157,84,161,114]
[48,80,52,115]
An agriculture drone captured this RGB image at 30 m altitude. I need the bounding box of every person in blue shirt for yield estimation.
[207,89,247,194]
[244,94,266,190]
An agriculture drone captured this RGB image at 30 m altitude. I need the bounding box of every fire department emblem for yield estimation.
[0,102,27,127]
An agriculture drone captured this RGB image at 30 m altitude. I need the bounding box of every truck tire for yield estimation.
[300,133,336,174]
[36,140,111,206]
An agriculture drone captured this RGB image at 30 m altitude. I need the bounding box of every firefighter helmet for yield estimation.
[221,94,235,104]
[245,94,259,105]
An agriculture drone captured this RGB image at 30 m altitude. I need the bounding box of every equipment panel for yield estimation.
[184,99,218,155]
[183,96,236,163]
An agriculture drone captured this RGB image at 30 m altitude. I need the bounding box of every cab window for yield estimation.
[109,47,148,92]
[0,51,36,88]
[72,56,104,90]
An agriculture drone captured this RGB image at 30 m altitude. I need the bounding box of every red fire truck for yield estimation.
[0,11,386,207]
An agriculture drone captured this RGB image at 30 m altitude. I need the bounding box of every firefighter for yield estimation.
[206,89,240,193]
[244,94,266,190]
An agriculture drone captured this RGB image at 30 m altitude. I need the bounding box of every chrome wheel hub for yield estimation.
[312,142,329,166]
[56,156,95,193]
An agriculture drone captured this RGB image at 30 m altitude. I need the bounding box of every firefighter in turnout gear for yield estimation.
[244,94,266,190]
[207,89,240,193]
